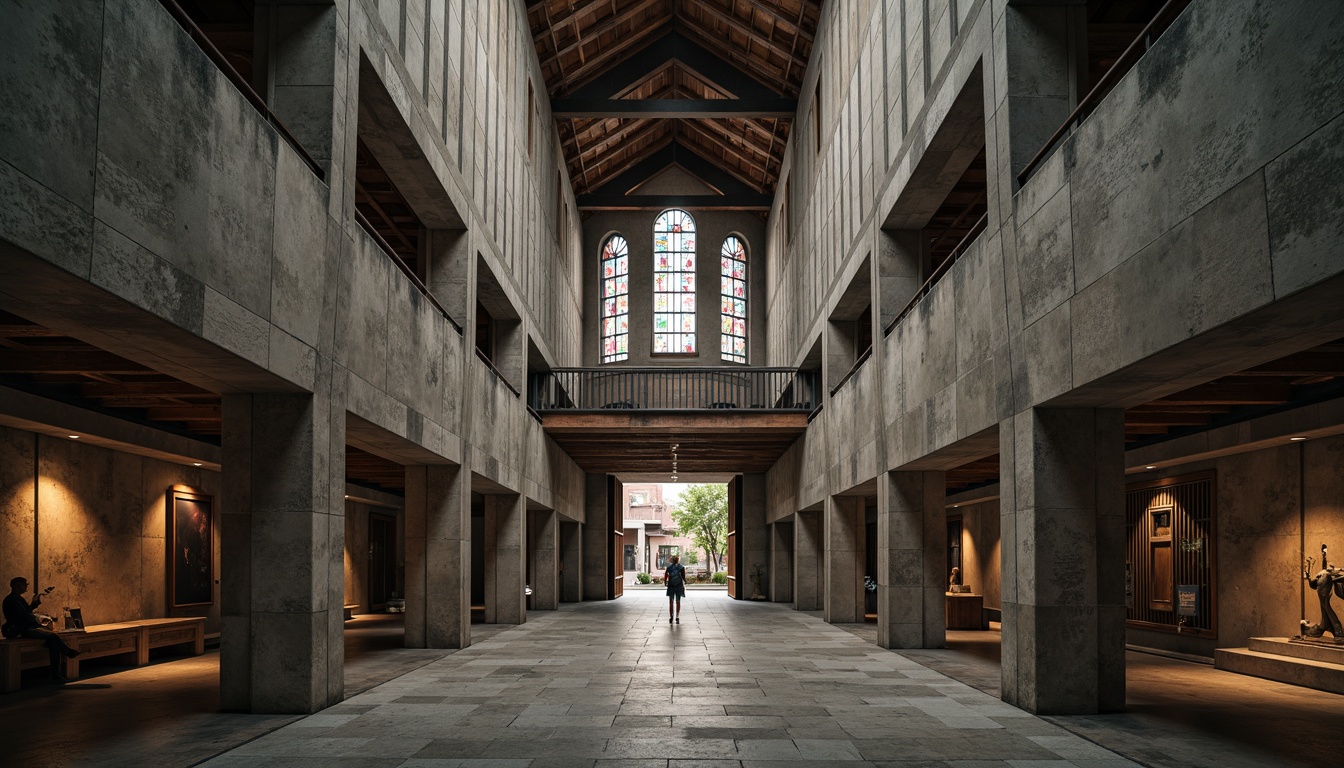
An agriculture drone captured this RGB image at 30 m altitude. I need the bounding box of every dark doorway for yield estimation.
[624,544,636,572]
[369,513,397,611]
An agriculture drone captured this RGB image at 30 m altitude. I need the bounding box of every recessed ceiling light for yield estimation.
[68,435,79,439]
[952,504,959,508]
[192,462,203,467]
[1145,466,1156,470]
[1289,436,1307,442]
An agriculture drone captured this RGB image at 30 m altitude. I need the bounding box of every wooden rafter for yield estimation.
[529,0,818,197]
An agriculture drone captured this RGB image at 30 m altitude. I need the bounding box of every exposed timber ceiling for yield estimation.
[3,310,1341,494]
[0,310,408,492]
[541,412,810,473]
[528,0,820,210]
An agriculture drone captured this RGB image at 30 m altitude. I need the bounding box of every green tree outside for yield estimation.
[670,484,728,573]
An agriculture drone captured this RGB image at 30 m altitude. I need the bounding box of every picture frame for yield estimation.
[168,486,213,608]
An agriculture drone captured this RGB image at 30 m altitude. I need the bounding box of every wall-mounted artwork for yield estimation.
[168,486,213,608]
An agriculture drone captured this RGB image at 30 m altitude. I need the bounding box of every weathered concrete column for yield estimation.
[794,510,823,610]
[1000,408,1126,714]
[221,392,344,714]
[740,474,769,598]
[876,470,946,649]
[260,3,340,175]
[995,1,1087,198]
[560,520,583,602]
[878,229,924,328]
[530,509,559,610]
[404,464,470,648]
[770,521,794,603]
[484,493,525,624]
[824,496,865,623]
[583,474,619,600]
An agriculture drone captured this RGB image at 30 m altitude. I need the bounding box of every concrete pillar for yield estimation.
[530,509,559,610]
[484,493,525,624]
[221,392,344,714]
[261,3,340,174]
[770,521,794,603]
[998,2,1087,189]
[878,229,924,327]
[741,474,769,598]
[1000,408,1126,715]
[824,496,865,623]
[794,511,823,610]
[560,520,582,602]
[583,474,620,600]
[876,470,946,649]
[404,464,470,648]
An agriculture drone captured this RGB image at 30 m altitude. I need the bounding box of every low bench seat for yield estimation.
[1,616,206,692]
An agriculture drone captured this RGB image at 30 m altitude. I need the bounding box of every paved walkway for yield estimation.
[204,592,1143,768]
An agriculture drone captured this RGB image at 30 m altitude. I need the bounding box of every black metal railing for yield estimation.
[883,211,989,337]
[158,0,325,181]
[1016,0,1191,187]
[530,368,820,412]
[355,210,463,334]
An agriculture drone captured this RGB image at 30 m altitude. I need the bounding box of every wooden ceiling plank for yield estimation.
[540,0,665,70]
[0,351,152,374]
[560,19,672,92]
[741,0,814,42]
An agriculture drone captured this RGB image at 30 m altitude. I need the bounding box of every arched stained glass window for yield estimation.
[600,234,629,363]
[653,209,696,354]
[720,236,748,363]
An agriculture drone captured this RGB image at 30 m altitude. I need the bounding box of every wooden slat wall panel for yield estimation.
[1125,472,1217,637]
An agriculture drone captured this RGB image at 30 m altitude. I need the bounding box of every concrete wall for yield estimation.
[1126,434,1344,656]
[956,498,1001,613]
[582,208,768,366]
[342,487,404,614]
[0,425,221,632]
[767,0,1344,515]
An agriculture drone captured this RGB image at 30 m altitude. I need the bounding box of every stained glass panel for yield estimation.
[652,210,696,354]
[720,236,748,362]
[600,235,629,363]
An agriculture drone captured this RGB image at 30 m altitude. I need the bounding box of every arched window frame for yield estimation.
[652,209,697,354]
[599,233,629,363]
[720,235,748,363]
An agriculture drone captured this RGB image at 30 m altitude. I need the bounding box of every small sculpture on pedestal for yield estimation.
[1299,543,1344,642]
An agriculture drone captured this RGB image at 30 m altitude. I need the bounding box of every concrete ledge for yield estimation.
[1247,637,1344,665]
[1215,643,1344,695]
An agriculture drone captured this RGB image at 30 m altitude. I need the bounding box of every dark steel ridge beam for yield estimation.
[553,98,797,118]
[565,31,784,100]
[589,143,760,198]
[576,194,771,210]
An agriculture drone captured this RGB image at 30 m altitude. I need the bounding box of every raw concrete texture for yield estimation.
[0,426,221,630]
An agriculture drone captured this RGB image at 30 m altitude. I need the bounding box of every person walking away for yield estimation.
[665,555,687,624]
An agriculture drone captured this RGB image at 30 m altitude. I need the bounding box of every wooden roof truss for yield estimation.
[528,0,821,209]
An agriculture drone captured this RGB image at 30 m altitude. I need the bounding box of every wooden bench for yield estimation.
[343,603,358,621]
[1,617,206,692]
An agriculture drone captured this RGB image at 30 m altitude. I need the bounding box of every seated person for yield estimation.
[3,576,81,682]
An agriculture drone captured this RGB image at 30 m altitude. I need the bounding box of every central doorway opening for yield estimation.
[619,480,730,591]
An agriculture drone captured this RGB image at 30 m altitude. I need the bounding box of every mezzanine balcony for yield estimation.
[529,368,820,474]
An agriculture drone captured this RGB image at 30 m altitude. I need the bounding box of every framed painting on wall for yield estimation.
[168,486,213,608]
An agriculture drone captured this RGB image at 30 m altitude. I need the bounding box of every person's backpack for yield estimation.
[668,566,684,588]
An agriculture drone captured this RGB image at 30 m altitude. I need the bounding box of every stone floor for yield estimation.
[4,593,1341,768]
[203,592,1147,768]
